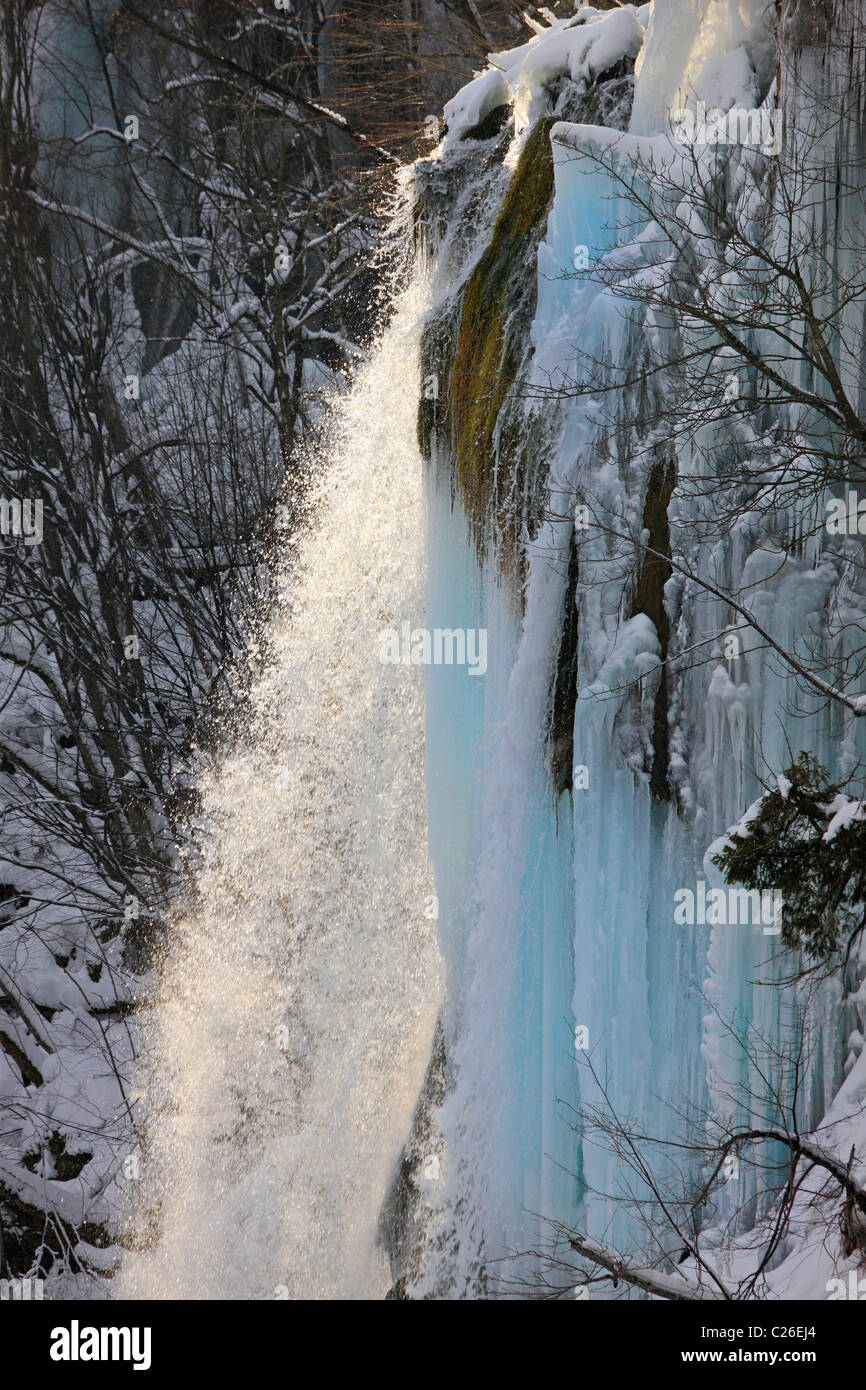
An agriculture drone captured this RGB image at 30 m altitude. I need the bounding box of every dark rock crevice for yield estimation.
[547,527,580,799]
[631,454,676,802]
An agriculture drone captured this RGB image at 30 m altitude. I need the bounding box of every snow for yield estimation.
[510,9,644,131]
[441,6,644,148]
[823,794,866,842]
[441,67,510,147]
[631,0,770,137]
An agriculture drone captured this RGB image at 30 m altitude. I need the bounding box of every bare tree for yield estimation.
[542,91,866,732]
[505,998,866,1300]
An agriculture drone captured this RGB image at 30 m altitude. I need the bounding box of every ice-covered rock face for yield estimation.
[408,2,866,1298]
[416,11,648,574]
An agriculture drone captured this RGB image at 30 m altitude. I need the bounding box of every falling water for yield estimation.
[120,251,443,1300]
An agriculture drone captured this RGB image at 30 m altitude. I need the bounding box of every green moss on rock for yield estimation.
[417,118,556,573]
[449,118,555,558]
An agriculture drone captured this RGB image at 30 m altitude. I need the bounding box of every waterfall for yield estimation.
[119,251,443,1300]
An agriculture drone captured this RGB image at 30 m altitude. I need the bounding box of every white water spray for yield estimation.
[120,266,443,1300]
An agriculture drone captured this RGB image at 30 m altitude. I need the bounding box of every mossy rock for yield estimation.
[445,118,556,562]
